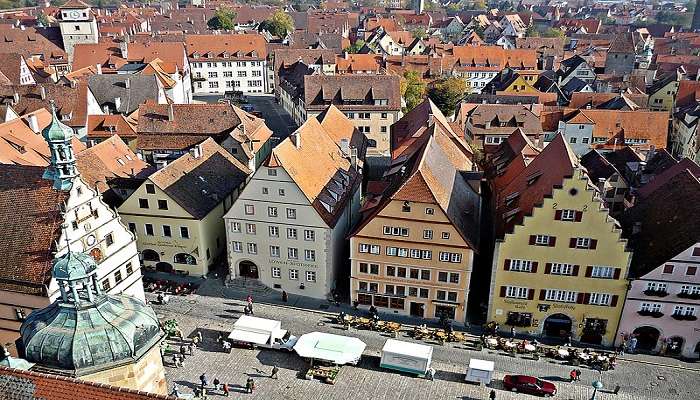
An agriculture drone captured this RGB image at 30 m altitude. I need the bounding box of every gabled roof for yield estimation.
[149,138,250,219]
[185,34,268,60]
[87,75,160,115]
[0,164,68,295]
[580,149,620,182]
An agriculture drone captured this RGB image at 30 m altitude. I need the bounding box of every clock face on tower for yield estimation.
[69,10,80,19]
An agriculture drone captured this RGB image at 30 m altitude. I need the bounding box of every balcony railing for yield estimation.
[643,289,669,297]
[671,313,698,321]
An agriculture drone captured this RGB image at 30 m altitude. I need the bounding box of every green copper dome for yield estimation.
[52,252,97,281]
[42,103,74,142]
[19,252,163,376]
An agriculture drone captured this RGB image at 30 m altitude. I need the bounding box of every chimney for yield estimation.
[12,92,19,104]
[427,113,434,126]
[114,97,121,111]
[96,63,102,74]
[119,41,128,59]
[350,147,358,171]
[125,78,130,89]
[290,132,301,148]
[39,86,46,100]
[27,113,40,133]
[167,104,174,121]
[191,143,203,158]
[339,138,350,156]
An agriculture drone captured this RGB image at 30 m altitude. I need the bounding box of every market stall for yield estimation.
[380,339,433,376]
[293,332,366,365]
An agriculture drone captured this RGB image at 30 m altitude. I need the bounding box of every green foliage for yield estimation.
[260,9,294,37]
[427,77,466,117]
[654,10,691,27]
[466,0,486,10]
[401,70,426,113]
[472,24,485,39]
[411,27,426,39]
[207,7,237,31]
[36,11,49,27]
[345,39,365,54]
[525,25,538,37]
[541,28,564,38]
[163,319,180,337]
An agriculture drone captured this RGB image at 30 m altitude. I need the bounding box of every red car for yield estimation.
[503,375,557,397]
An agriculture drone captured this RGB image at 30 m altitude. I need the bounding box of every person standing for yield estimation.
[510,326,515,338]
[271,365,279,379]
[179,345,187,361]
[171,355,179,368]
[489,389,496,400]
[196,331,203,343]
[200,373,208,391]
[282,290,288,302]
[213,378,220,391]
[245,377,253,393]
[222,383,229,397]
[171,385,180,398]
[426,368,435,381]
[629,336,638,353]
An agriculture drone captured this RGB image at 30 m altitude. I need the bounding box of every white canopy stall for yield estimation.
[380,339,433,376]
[293,332,366,365]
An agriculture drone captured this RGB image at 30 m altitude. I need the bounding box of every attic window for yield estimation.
[504,191,520,207]
[526,171,543,186]
[117,158,125,166]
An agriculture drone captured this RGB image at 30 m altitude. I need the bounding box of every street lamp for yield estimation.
[591,380,604,400]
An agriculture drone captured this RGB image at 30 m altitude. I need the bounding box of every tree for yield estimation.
[259,9,294,37]
[36,12,49,27]
[207,8,237,31]
[654,10,691,27]
[345,39,365,54]
[541,28,564,38]
[427,77,466,117]
[411,27,426,39]
[525,25,538,37]
[472,24,485,39]
[401,71,427,112]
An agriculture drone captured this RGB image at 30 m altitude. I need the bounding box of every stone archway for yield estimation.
[155,262,173,273]
[142,249,160,262]
[632,326,661,351]
[667,336,684,356]
[238,260,259,279]
[543,313,572,338]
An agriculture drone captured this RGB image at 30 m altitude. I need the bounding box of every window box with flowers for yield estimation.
[643,289,669,297]
[671,314,698,321]
[637,310,664,318]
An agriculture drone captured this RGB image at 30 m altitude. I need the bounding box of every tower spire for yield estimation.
[42,100,79,191]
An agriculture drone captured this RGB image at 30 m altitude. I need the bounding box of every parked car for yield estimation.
[241,104,255,112]
[503,375,557,397]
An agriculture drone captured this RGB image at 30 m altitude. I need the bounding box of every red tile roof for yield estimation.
[0,366,174,400]
[185,33,267,61]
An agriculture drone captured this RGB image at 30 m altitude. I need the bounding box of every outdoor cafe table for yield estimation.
[523,344,536,352]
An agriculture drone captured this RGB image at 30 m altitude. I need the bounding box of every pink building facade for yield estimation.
[616,243,700,358]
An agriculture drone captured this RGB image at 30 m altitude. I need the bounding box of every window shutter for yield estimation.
[529,235,536,245]
[527,289,535,300]
[590,239,598,249]
[572,265,580,276]
[610,295,619,307]
[583,293,591,304]
[504,259,511,271]
[545,263,552,274]
[531,262,538,273]
[548,236,557,247]
[613,268,621,279]
[575,211,583,222]
[500,286,507,297]
[585,266,593,277]
[569,238,577,248]
[576,293,585,304]
[539,289,546,300]
[554,210,562,220]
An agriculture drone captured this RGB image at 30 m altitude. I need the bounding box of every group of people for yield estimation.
[169,331,203,368]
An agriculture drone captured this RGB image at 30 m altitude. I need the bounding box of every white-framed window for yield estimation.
[288,247,298,259]
[506,286,529,299]
[449,272,459,283]
[451,253,462,263]
[287,228,298,240]
[289,269,298,280]
[646,282,668,292]
[247,243,257,254]
[359,243,370,253]
[591,266,614,279]
[270,245,280,257]
[370,245,380,254]
[267,169,277,176]
[535,235,551,245]
[673,305,696,316]
[278,189,285,196]
[423,229,433,239]
[410,249,421,259]
[246,223,256,234]
[304,249,316,261]
[439,252,450,262]
[640,302,662,312]
[286,208,297,219]
[576,237,591,248]
[232,241,242,252]
[271,267,281,278]
[304,230,315,241]
[589,293,611,306]
[383,226,409,236]
[425,207,435,215]
[680,285,700,295]
[421,250,432,260]
[397,248,408,257]
[551,263,573,275]
[268,207,278,217]
[306,271,316,282]
[441,232,450,239]
[269,226,279,237]
[244,204,254,215]
[509,259,533,272]
[561,209,576,221]
[545,289,577,303]
[386,246,397,256]
[231,222,241,232]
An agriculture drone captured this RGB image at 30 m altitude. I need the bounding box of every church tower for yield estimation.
[42,102,78,191]
[58,0,98,60]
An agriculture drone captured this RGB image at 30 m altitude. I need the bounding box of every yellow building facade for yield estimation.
[501,75,540,94]
[488,168,632,346]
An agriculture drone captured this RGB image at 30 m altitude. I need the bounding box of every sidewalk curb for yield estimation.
[617,356,700,372]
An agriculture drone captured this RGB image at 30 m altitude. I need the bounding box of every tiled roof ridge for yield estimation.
[0,366,174,399]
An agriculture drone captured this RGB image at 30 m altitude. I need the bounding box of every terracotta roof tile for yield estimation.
[185,34,267,61]
[302,74,401,111]
[76,135,151,191]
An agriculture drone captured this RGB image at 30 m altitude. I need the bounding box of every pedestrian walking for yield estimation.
[171,355,178,368]
[282,290,288,302]
[270,365,279,379]
[569,369,577,382]
[510,326,515,338]
[176,355,184,368]
[213,378,220,391]
[200,373,208,390]
[629,337,638,353]
[426,367,435,381]
[222,383,230,397]
[489,389,496,400]
[246,294,253,305]
[179,345,187,361]
[217,332,224,344]
[188,343,194,355]
[196,331,203,343]
[171,385,180,398]
[245,377,254,393]
[576,369,582,381]
[248,303,254,315]
[565,334,572,346]
[192,335,200,348]
[222,340,231,353]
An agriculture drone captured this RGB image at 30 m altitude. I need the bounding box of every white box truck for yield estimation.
[228,315,298,351]
[380,339,433,376]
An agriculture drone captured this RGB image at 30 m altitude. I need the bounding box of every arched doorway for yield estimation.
[155,262,173,273]
[239,260,259,279]
[694,341,700,356]
[543,313,572,338]
[667,336,684,356]
[174,253,197,265]
[632,326,660,351]
[142,249,160,262]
